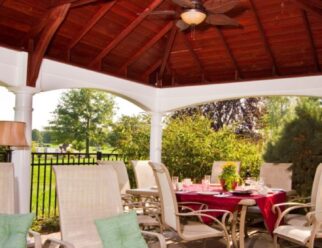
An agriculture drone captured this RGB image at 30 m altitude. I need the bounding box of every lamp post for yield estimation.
[0,121,28,162]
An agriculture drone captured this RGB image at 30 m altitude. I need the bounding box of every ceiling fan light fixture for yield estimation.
[180,8,206,25]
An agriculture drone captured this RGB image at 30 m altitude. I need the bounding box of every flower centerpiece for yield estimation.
[218,162,241,191]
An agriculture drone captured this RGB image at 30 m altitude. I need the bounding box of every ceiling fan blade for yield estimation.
[205,14,240,26]
[204,0,240,14]
[176,19,190,31]
[172,0,194,8]
[149,10,177,16]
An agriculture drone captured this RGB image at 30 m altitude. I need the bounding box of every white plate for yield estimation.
[270,188,285,192]
[214,193,231,197]
[197,191,219,195]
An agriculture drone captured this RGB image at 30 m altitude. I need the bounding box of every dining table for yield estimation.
[126,184,286,248]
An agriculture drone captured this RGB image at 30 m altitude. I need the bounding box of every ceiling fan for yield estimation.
[150,0,242,31]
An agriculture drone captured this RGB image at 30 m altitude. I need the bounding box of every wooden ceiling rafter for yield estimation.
[89,0,164,68]
[67,1,116,59]
[293,0,322,17]
[158,24,177,87]
[117,21,173,75]
[27,4,71,87]
[301,10,321,72]
[141,59,162,82]
[215,27,242,80]
[249,0,279,76]
[181,32,207,82]
[50,0,105,8]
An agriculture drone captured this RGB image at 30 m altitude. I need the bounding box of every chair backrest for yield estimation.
[54,165,123,248]
[0,163,15,214]
[149,162,180,232]
[211,161,241,184]
[97,161,130,194]
[315,169,322,223]
[131,160,156,188]
[310,163,322,208]
[259,163,292,191]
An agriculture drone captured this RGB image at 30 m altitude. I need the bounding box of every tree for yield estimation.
[162,114,263,180]
[171,97,266,138]
[264,97,322,195]
[32,129,42,144]
[107,114,150,161]
[262,96,295,142]
[48,89,115,153]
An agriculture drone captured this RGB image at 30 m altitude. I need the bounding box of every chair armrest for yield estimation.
[272,202,312,228]
[177,208,233,231]
[28,230,42,248]
[272,202,312,213]
[141,231,167,248]
[178,201,208,211]
[43,238,75,248]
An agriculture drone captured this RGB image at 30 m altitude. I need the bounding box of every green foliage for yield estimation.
[162,114,262,181]
[107,114,150,161]
[172,97,266,138]
[32,129,42,144]
[262,96,296,142]
[218,162,241,190]
[264,97,322,196]
[48,89,115,153]
[32,217,60,234]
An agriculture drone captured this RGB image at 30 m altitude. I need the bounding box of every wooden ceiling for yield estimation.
[0,0,321,88]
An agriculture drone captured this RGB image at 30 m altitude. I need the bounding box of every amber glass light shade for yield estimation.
[181,9,206,25]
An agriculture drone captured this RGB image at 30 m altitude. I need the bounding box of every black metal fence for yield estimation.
[30,152,123,219]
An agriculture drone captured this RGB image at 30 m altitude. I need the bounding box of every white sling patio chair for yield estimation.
[211,161,240,184]
[149,161,233,248]
[131,160,157,189]
[97,161,160,228]
[44,165,166,248]
[273,167,322,248]
[259,163,294,194]
[0,162,42,248]
[273,163,322,228]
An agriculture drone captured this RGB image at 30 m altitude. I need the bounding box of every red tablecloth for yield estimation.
[176,185,286,233]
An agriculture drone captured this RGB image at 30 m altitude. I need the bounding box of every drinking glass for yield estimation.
[172,176,179,190]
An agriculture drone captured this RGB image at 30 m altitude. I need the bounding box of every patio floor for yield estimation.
[41,229,322,248]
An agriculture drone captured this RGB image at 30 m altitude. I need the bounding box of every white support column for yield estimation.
[9,86,38,213]
[149,112,163,163]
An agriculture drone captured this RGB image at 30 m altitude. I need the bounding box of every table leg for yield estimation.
[237,199,256,248]
[231,210,238,248]
[238,205,248,248]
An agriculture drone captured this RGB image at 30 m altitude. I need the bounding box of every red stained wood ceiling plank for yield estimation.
[67,1,116,50]
[89,0,164,68]
[249,0,279,76]
[117,21,173,75]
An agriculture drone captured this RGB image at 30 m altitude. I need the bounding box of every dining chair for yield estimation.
[273,168,322,248]
[247,162,295,229]
[149,161,233,248]
[44,165,166,248]
[97,161,160,228]
[273,163,322,228]
[211,161,240,184]
[259,163,294,194]
[0,162,42,248]
[131,160,156,189]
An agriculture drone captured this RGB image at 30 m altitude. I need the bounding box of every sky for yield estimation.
[0,86,143,130]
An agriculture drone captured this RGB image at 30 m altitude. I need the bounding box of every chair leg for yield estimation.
[273,235,279,248]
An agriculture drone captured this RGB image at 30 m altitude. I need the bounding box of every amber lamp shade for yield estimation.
[0,121,28,162]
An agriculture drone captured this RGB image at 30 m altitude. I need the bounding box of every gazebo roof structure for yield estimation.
[0,0,321,89]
